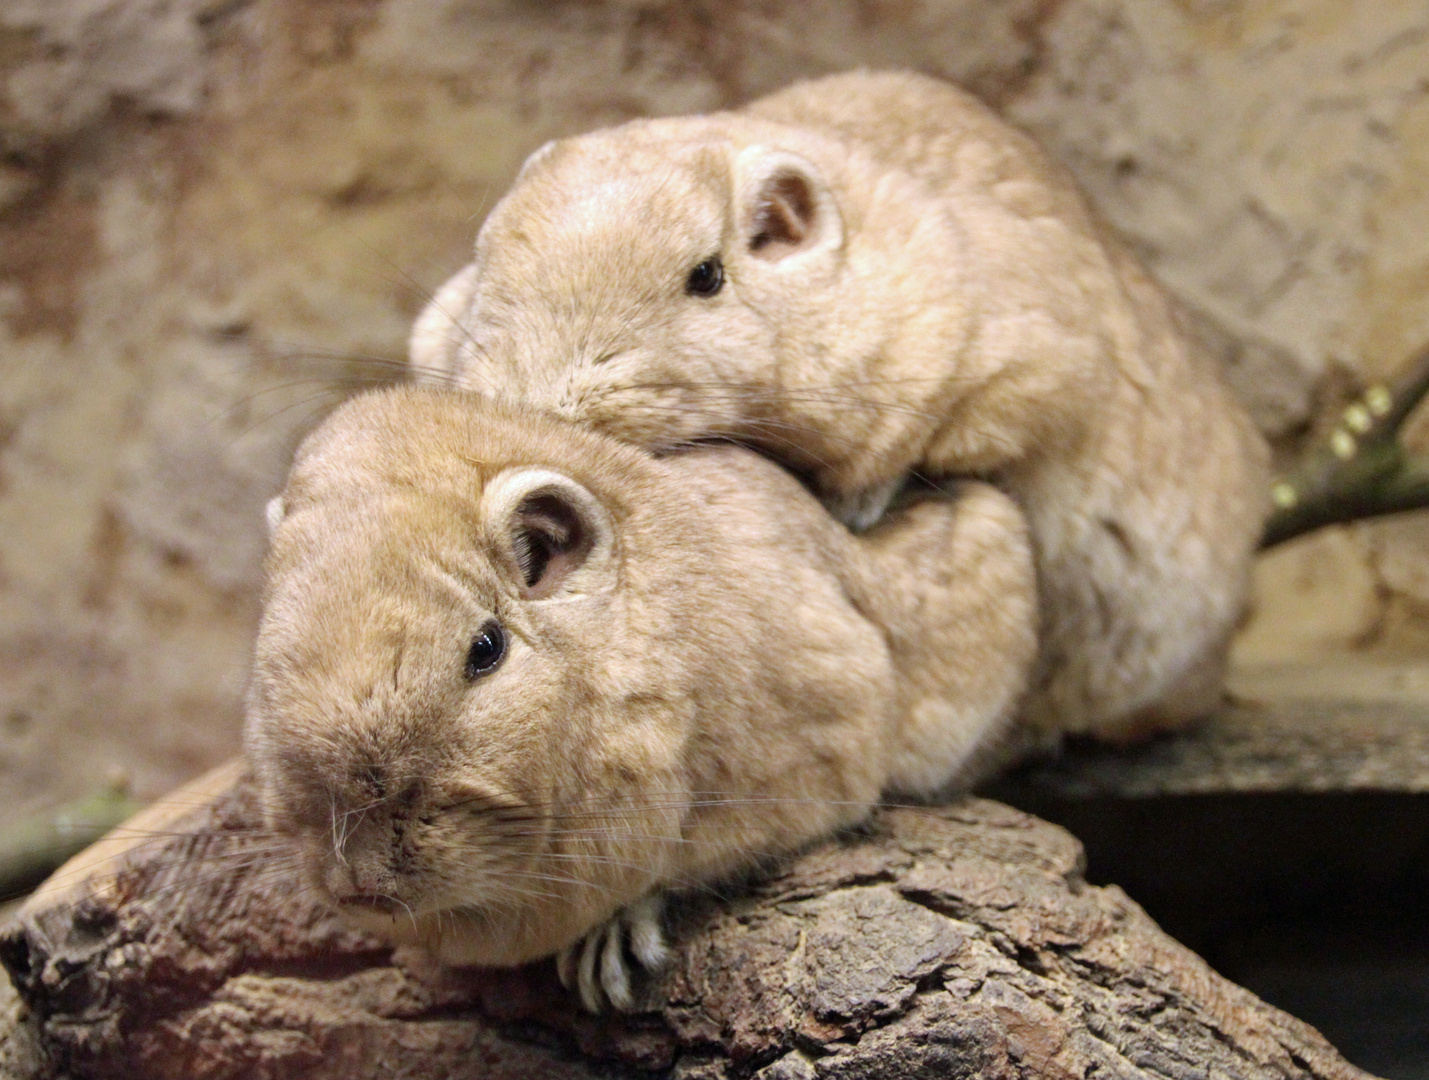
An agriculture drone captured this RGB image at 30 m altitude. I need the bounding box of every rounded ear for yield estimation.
[513,138,557,183]
[733,146,843,264]
[479,468,619,600]
[265,494,287,537]
[408,262,480,385]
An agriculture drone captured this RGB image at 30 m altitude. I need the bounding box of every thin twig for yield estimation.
[1262,343,1429,548]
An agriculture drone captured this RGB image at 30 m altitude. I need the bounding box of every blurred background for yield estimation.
[3,0,1429,1070]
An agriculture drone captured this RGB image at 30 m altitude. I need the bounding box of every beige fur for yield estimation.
[244,385,1036,1008]
[410,70,1271,740]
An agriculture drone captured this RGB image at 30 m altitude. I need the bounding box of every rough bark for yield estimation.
[0,762,1373,1080]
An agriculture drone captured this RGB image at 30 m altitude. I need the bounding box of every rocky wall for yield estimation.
[1,0,1427,810]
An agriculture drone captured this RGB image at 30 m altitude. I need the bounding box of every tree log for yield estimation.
[0,761,1373,1080]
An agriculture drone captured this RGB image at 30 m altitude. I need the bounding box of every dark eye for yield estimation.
[685,256,724,297]
[464,620,507,680]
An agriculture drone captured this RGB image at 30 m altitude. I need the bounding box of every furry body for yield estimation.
[410,71,1271,738]
[245,386,1035,1006]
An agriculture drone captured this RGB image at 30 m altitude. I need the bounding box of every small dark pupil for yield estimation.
[686,256,723,297]
[464,621,506,681]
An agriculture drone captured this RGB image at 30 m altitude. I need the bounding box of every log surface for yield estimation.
[0,765,1374,1080]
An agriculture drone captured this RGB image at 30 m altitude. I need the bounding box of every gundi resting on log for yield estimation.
[5,69,1420,1078]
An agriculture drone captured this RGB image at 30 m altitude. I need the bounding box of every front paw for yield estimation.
[556,894,669,1012]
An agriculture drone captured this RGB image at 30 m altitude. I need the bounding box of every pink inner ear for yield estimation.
[750,171,816,254]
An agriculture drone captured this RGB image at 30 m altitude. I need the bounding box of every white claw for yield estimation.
[628,894,670,972]
[600,920,633,1011]
[556,942,579,991]
[577,925,603,1013]
[560,895,670,1013]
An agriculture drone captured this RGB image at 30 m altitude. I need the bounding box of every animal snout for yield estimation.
[325,851,403,906]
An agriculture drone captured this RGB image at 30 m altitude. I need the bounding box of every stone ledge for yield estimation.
[990,661,1429,800]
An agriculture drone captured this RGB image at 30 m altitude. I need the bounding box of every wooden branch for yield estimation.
[1263,343,1429,547]
[0,761,1372,1080]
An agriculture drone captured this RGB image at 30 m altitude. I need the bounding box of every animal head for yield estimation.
[244,388,698,964]
[408,117,847,464]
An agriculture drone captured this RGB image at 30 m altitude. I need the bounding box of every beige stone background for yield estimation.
[1,0,1428,813]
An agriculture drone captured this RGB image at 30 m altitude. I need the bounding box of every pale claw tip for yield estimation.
[555,943,578,991]
[600,925,633,1011]
[564,895,669,1013]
